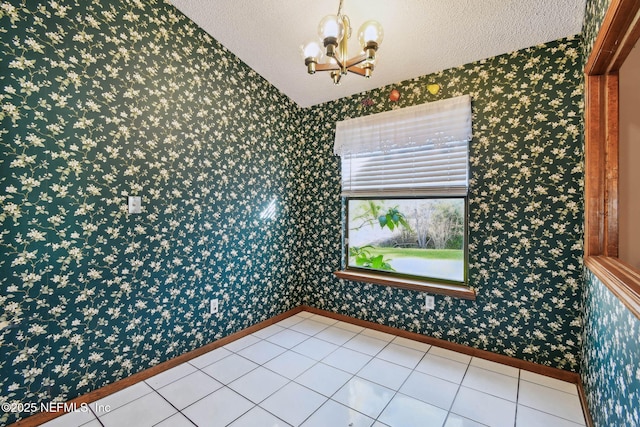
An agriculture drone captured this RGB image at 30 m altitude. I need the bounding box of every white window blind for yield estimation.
[334,95,472,196]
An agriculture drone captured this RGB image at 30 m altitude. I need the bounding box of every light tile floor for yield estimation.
[42,311,588,427]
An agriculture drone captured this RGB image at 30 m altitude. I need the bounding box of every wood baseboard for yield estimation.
[10,307,303,427]
[12,304,594,427]
[577,378,596,427]
[301,305,594,426]
[300,305,580,384]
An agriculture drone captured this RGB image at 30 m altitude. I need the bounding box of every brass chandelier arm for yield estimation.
[302,0,382,84]
[315,63,341,72]
[314,53,370,75]
[313,54,368,74]
[344,53,368,68]
[346,66,368,76]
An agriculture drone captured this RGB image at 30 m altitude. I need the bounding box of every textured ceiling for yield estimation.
[170,0,586,108]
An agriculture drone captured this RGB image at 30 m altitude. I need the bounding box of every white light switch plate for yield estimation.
[128,196,141,214]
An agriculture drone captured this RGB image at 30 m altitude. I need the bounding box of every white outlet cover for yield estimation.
[128,196,141,214]
[210,299,219,314]
[425,295,435,311]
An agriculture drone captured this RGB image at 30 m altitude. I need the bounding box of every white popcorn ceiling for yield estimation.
[170,0,586,108]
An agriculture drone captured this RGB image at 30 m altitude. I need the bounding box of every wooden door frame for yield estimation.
[584,0,640,318]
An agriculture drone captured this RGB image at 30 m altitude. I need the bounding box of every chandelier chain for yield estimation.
[337,0,344,16]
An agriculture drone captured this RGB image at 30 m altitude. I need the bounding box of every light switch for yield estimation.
[128,196,141,214]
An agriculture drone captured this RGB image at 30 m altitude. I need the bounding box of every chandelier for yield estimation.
[301,0,383,85]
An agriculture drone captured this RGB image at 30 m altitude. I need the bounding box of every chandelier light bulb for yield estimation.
[358,20,384,47]
[318,14,344,42]
[301,41,323,61]
[302,1,383,84]
[301,40,323,74]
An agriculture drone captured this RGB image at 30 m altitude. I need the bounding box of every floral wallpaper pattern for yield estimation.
[297,37,585,372]
[581,0,612,66]
[581,271,640,427]
[0,0,305,424]
[1,0,618,425]
[580,0,640,426]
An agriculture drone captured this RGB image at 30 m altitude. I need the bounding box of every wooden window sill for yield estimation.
[334,270,476,300]
[585,256,640,319]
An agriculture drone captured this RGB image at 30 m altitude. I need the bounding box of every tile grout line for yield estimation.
[263,317,391,425]
[224,318,328,426]
[350,335,403,424]
[268,318,355,426]
[516,375,588,425]
[151,388,197,427]
[513,368,521,427]
[515,402,588,426]
[90,312,587,427]
[288,316,476,425]
[174,356,260,424]
[267,316,364,426]
[85,404,104,427]
[440,350,472,427]
[90,383,157,424]
[281,314,584,426]
[223,385,292,427]
[86,402,104,427]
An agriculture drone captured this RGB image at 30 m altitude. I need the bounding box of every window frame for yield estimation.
[343,195,469,284]
[584,0,640,319]
[333,96,476,299]
[336,194,476,300]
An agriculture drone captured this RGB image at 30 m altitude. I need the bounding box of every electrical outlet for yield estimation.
[425,295,435,311]
[210,298,219,315]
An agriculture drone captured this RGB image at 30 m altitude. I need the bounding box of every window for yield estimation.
[333,95,475,298]
[346,197,466,283]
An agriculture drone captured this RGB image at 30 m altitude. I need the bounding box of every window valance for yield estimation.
[334,95,472,196]
[334,95,472,156]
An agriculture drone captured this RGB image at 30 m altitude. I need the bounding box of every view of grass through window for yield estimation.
[347,198,466,283]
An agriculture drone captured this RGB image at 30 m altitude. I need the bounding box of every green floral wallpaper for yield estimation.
[580,1,640,426]
[298,37,585,371]
[0,1,305,424]
[582,271,640,427]
[1,0,616,425]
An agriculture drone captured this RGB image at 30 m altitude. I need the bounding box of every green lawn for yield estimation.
[366,247,464,260]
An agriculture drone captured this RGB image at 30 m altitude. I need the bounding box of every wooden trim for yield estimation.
[10,307,304,427]
[609,6,640,71]
[334,270,476,300]
[584,0,640,322]
[585,0,640,75]
[301,306,578,383]
[583,72,619,258]
[584,74,606,257]
[577,380,596,427]
[604,73,619,257]
[586,256,640,319]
